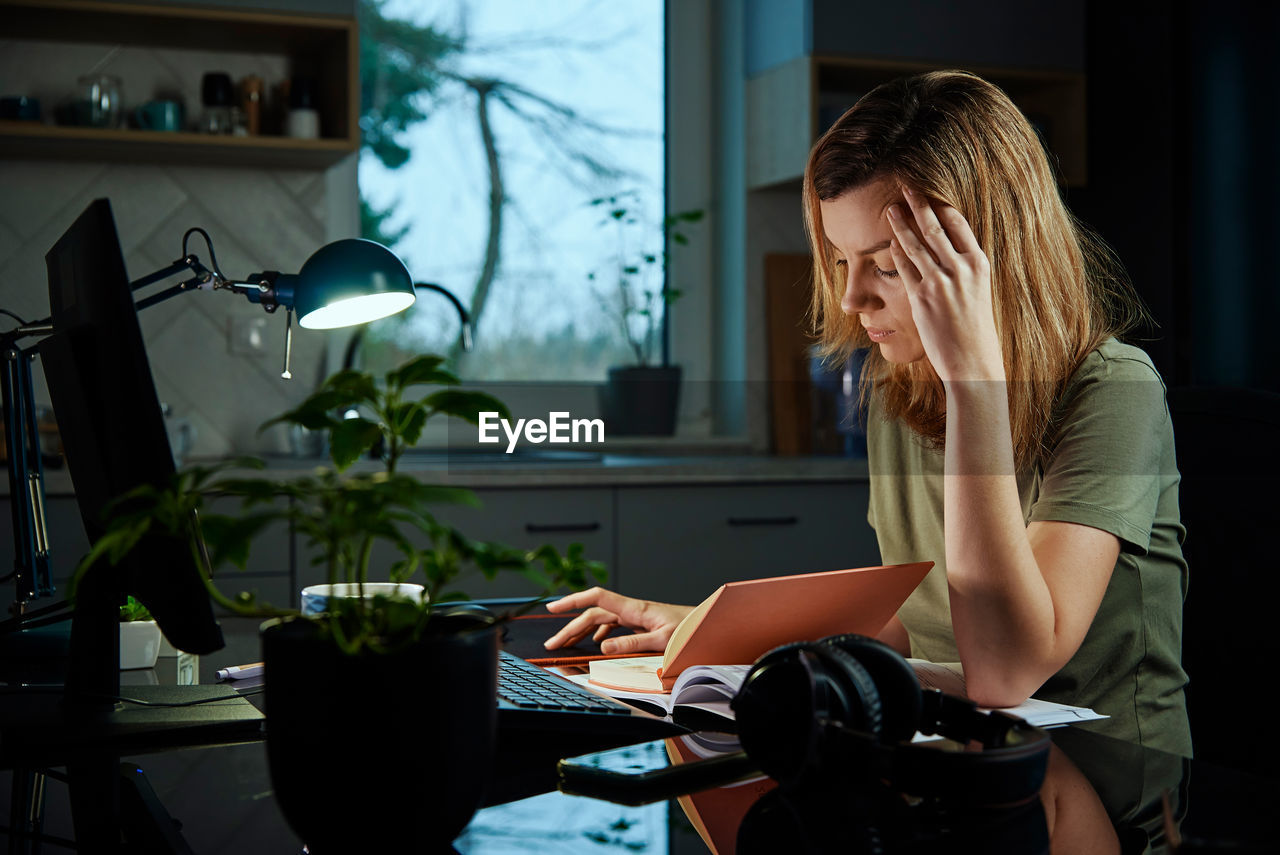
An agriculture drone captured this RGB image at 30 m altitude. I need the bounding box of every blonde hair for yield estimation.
[803,70,1147,470]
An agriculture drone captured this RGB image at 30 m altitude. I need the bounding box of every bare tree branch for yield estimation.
[449,77,503,367]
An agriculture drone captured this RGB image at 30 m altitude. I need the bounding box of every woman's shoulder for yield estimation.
[1050,338,1170,439]
[1073,338,1164,384]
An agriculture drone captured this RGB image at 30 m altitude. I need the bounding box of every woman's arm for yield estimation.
[943,380,1118,706]
[888,187,1118,707]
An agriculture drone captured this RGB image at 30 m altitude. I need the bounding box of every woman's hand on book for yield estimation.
[543,588,694,655]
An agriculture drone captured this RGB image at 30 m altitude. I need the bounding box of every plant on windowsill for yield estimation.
[588,193,703,436]
[76,354,605,852]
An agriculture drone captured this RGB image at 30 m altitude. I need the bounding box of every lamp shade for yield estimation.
[292,239,416,329]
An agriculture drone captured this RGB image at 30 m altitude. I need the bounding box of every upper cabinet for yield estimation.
[0,0,357,169]
[744,0,1087,190]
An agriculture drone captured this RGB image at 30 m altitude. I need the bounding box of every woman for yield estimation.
[545,70,1190,759]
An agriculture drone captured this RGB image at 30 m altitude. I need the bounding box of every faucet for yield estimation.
[342,282,473,371]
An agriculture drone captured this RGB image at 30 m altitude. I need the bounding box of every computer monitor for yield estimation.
[40,198,225,702]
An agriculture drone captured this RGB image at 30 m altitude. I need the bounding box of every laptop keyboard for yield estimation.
[497,651,634,715]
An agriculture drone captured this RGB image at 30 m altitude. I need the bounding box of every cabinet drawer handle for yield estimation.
[524,522,601,534]
[726,516,798,527]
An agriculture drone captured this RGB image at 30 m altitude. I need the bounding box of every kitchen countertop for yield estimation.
[22,450,871,494]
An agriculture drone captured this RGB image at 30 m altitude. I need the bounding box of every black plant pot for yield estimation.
[600,365,682,436]
[261,613,499,853]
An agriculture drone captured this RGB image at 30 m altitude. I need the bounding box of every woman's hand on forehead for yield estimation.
[886,186,1004,382]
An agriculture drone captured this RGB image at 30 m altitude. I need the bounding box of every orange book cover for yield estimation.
[588,562,933,693]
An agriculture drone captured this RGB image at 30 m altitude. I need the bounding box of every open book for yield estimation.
[574,658,1107,734]
[569,664,750,731]
[587,562,934,693]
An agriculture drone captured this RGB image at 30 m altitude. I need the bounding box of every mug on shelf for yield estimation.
[135,100,184,132]
[0,95,41,121]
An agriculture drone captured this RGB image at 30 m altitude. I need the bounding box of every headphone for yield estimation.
[730,634,1052,805]
[727,634,1053,854]
[557,633,1054,853]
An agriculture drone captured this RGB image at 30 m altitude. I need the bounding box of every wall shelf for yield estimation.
[0,120,356,169]
[1,0,358,168]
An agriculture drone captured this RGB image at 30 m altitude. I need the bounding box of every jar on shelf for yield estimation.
[76,73,123,128]
[199,71,236,134]
[286,76,320,139]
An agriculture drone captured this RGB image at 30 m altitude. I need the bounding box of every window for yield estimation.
[357,0,666,382]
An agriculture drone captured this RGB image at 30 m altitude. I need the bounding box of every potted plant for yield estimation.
[117,595,161,670]
[77,354,605,852]
[589,193,703,436]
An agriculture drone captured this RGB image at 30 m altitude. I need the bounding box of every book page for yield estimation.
[660,586,724,672]
[907,659,1108,728]
[587,654,666,693]
[671,664,751,703]
[573,663,751,721]
[566,672,676,714]
[908,659,968,696]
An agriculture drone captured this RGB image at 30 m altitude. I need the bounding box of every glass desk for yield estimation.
[3,617,1276,854]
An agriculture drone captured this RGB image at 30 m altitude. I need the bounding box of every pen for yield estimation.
[216,661,264,681]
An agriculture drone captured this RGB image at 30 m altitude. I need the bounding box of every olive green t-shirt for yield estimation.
[867,339,1192,757]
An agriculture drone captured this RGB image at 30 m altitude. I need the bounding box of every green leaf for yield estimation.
[330,418,384,470]
[423,389,510,425]
[120,595,152,622]
[199,514,278,571]
[386,355,458,390]
[407,483,481,508]
[321,370,380,403]
[259,390,351,433]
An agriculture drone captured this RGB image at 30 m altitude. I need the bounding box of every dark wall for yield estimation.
[1071,0,1280,392]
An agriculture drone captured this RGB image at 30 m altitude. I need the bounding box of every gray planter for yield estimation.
[600,365,682,436]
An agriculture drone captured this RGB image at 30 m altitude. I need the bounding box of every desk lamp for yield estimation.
[1,225,416,625]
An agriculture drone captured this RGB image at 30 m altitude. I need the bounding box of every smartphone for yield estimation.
[558,737,761,806]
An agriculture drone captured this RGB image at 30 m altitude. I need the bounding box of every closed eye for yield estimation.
[875,266,899,279]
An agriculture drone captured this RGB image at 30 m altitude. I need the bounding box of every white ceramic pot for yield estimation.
[120,620,162,670]
[299,582,426,617]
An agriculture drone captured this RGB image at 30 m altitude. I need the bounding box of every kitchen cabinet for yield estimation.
[747,54,1086,191]
[615,481,879,606]
[293,487,618,603]
[5,475,875,618]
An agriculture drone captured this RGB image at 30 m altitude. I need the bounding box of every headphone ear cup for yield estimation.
[821,634,923,744]
[733,640,886,786]
[807,643,883,740]
[732,642,826,784]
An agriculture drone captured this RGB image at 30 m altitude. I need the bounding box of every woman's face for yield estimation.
[819,176,926,365]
